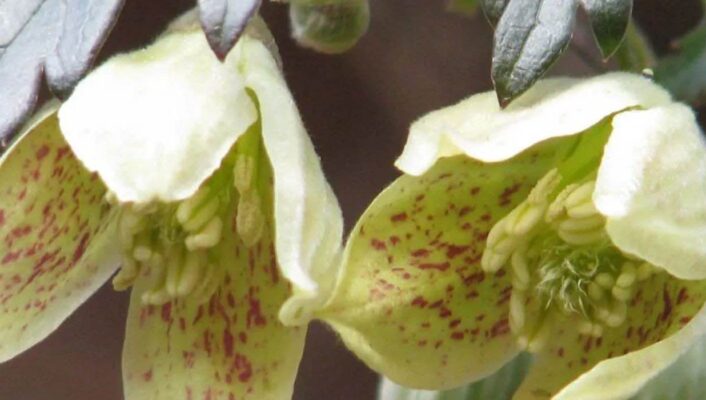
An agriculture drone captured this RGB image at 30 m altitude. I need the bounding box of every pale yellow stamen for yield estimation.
[185,217,224,251]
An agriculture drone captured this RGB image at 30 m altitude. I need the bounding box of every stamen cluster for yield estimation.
[481,169,659,351]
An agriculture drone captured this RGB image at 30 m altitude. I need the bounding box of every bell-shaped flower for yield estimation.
[319,72,706,399]
[0,14,342,400]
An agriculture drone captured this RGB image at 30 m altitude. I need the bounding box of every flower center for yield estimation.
[481,168,659,352]
[110,129,266,305]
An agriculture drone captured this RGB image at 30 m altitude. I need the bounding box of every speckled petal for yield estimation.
[513,274,706,400]
[0,104,121,362]
[58,28,257,204]
[396,72,671,176]
[122,185,306,400]
[595,104,706,280]
[240,36,344,325]
[321,142,562,389]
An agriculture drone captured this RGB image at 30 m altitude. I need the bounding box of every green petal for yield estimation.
[595,104,706,280]
[122,190,306,400]
[0,104,120,361]
[240,36,344,325]
[396,72,670,176]
[321,143,562,389]
[58,27,258,204]
[513,274,706,399]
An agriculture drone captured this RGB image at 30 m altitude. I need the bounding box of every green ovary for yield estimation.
[111,129,266,305]
[482,167,659,352]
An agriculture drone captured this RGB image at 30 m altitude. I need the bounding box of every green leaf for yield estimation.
[378,353,533,400]
[197,0,261,60]
[0,0,124,146]
[491,0,578,107]
[653,24,706,105]
[581,0,633,59]
[612,21,656,72]
[479,0,508,26]
[447,0,479,17]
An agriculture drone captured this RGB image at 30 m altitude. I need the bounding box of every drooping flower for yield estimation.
[0,14,342,400]
[319,72,706,399]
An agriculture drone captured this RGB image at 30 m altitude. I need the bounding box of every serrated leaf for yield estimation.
[197,0,261,60]
[653,24,706,105]
[378,353,532,400]
[491,0,578,107]
[0,0,124,146]
[479,0,508,26]
[581,0,633,59]
[447,0,479,17]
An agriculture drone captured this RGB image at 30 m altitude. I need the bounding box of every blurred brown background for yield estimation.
[0,1,702,399]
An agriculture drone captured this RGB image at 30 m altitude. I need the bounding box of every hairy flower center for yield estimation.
[482,168,659,352]
[110,131,266,305]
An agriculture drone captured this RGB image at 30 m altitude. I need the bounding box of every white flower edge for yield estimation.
[396,73,671,176]
[58,27,258,204]
[239,37,344,325]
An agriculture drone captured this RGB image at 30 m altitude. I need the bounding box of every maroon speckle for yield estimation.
[36,145,50,160]
[411,296,428,308]
[418,262,450,272]
[490,318,510,338]
[661,289,673,322]
[142,369,153,382]
[223,329,234,357]
[160,303,172,322]
[370,239,387,251]
[71,232,90,265]
[390,212,408,222]
[450,331,465,340]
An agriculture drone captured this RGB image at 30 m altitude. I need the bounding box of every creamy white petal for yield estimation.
[595,105,706,280]
[58,28,257,203]
[396,73,671,176]
[240,37,344,325]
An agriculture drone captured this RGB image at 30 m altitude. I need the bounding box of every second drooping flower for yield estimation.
[320,73,706,399]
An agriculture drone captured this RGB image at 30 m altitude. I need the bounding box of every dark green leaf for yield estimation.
[581,0,633,59]
[491,0,578,107]
[447,0,479,17]
[378,353,532,400]
[654,24,706,105]
[479,0,508,27]
[197,0,261,60]
[0,0,124,145]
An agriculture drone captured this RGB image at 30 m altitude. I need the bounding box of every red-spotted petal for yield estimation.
[321,141,566,389]
[122,180,306,400]
[0,104,120,362]
[514,274,706,399]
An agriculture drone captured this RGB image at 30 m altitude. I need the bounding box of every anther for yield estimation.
[509,290,526,333]
[233,156,255,194]
[511,250,531,291]
[564,181,595,209]
[557,228,605,246]
[546,183,578,223]
[616,263,636,288]
[594,273,615,289]
[611,285,633,302]
[185,217,224,251]
[176,186,211,224]
[636,262,654,281]
[557,215,604,233]
[505,203,544,236]
[587,281,604,301]
[604,301,627,327]
[182,197,220,232]
[237,191,265,247]
[528,169,561,205]
[481,249,509,273]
